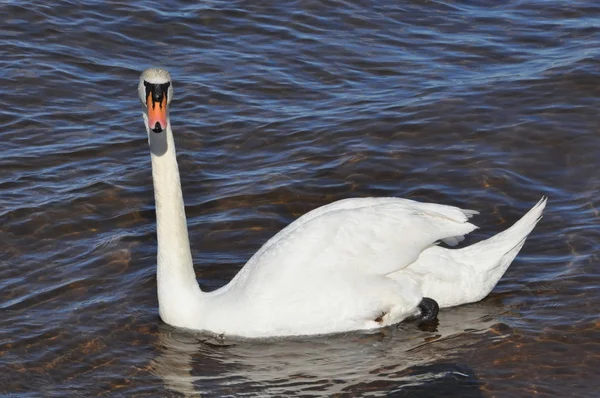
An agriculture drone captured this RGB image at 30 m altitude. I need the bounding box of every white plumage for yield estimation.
[139,68,546,338]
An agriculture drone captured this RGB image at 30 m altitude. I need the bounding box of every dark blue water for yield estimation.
[1,0,599,396]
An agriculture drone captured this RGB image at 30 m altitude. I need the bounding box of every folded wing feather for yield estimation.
[233,198,479,289]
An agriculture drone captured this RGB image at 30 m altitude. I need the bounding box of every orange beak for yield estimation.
[147,92,168,133]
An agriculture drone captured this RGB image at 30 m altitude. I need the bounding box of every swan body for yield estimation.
[139,68,546,338]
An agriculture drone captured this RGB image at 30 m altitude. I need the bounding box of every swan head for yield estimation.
[139,68,174,134]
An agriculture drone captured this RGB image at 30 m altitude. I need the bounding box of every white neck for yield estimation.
[146,114,204,327]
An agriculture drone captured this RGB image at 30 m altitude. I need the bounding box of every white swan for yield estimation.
[139,68,546,338]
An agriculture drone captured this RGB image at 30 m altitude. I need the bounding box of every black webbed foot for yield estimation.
[402,297,440,330]
[417,297,439,322]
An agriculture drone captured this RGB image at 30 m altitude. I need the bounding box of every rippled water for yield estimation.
[1,0,599,396]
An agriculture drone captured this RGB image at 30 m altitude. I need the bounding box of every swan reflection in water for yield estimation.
[150,301,506,396]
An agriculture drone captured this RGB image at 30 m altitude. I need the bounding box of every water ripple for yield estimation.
[1,0,599,396]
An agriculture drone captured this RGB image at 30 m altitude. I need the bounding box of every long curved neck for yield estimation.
[148,116,204,327]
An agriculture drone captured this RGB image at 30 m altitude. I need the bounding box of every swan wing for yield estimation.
[232,198,478,286]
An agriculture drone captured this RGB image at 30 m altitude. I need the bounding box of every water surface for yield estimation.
[1,0,599,396]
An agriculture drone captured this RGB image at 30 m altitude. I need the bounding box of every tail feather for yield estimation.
[455,196,547,300]
[459,196,546,264]
[397,197,546,309]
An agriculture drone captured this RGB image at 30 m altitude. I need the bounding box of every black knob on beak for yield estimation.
[153,87,164,103]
